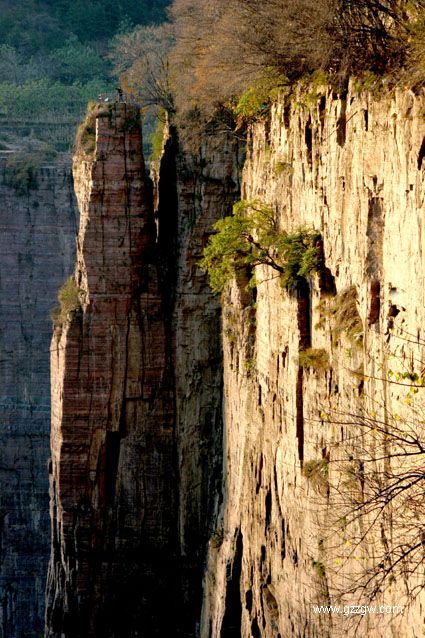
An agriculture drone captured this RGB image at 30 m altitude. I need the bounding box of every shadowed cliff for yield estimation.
[45,101,242,637]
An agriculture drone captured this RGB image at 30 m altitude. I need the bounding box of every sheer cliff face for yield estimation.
[45,86,425,638]
[45,106,241,637]
[202,85,425,637]
[0,158,77,638]
[46,104,177,637]
[171,132,242,627]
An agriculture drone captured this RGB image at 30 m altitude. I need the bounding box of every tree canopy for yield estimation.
[199,201,322,293]
[0,0,170,153]
[111,0,425,136]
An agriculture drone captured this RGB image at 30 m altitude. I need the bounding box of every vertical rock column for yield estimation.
[45,104,177,637]
[169,131,242,634]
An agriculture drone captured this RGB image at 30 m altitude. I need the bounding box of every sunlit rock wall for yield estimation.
[202,84,425,638]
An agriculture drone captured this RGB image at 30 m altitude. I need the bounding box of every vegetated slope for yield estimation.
[115,0,425,147]
[0,0,170,156]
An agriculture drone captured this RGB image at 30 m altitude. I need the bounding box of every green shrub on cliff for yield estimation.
[75,101,98,155]
[230,71,288,121]
[51,276,81,327]
[4,153,40,194]
[299,348,330,371]
[199,200,322,293]
[75,101,114,156]
[4,145,58,194]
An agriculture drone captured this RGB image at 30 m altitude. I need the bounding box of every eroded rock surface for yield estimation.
[201,85,425,637]
[46,104,177,637]
[44,85,425,638]
[45,105,243,637]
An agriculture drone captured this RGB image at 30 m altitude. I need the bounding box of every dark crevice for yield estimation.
[220,530,243,638]
[305,116,313,169]
[245,590,253,613]
[157,124,179,305]
[256,455,263,494]
[316,238,336,296]
[296,279,311,350]
[319,96,326,132]
[251,617,261,638]
[368,279,381,325]
[418,137,425,169]
[265,489,272,533]
[296,368,304,464]
[283,104,291,128]
[296,279,310,465]
[264,117,271,144]
[337,96,347,147]
[102,431,121,507]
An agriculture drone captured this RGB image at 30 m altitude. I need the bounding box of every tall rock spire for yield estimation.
[46,102,177,637]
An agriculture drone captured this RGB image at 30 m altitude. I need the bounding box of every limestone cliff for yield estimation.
[45,104,242,637]
[46,103,178,637]
[0,156,77,638]
[201,84,425,637]
[46,85,425,638]
[171,128,242,630]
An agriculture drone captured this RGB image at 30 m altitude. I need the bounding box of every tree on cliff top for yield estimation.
[108,0,425,148]
[166,0,425,118]
[110,23,175,110]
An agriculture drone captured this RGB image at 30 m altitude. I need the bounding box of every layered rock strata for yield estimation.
[201,84,425,637]
[170,129,243,632]
[46,104,177,637]
[45,105,242,637]
[0,157,77,638]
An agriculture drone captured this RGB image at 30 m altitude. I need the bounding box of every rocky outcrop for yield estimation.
[201,84,425,637]
[170,128,243,633]
[0,157,77,638]
[45,84,425,638]
[45,104,242,637]
[45,104,179,637]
